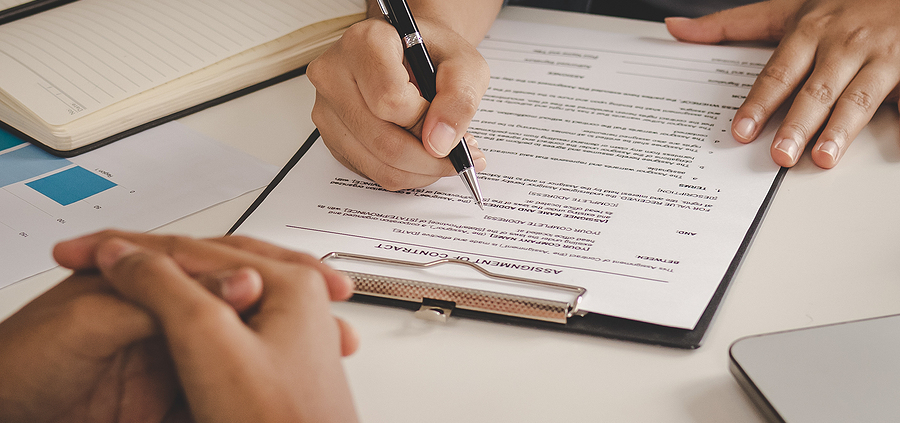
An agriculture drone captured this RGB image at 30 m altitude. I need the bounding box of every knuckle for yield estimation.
[801,81,836,105]
[369,129,406,164]
[757,64,794,91]
[449,84,481,117]
[343,19,372,43]
[370,89,409,120]
[841,89,876,112]
[466,54,492,87]
[780,120,815,140]
[306,56,325,86]
[763,16,786,40]
[885,39,900,59]
[826,123,851,142]
[795,12,832,37]
[358,22,388,58]
[841,26,871,49]
[740,101,773,122]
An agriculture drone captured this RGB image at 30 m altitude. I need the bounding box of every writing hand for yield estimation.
[308,14,489,190]
[666,0,900,168]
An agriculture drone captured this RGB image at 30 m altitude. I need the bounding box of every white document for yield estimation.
[0,0,363,125]
[0,121,277,289]
[235,19,781,329]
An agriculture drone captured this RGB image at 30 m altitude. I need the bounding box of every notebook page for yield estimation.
[0,0,364,126]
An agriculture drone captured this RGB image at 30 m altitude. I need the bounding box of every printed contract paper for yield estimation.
[235,18,781,329]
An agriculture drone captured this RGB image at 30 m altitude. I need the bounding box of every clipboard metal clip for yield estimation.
[321,252,587,324]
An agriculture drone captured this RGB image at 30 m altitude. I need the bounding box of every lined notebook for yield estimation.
[0,0,364,154]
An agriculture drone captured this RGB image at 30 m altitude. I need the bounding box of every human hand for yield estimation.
[54,231,359,423]
[0,241,265,422]
[666,0,900,168]
[308,15,489,190]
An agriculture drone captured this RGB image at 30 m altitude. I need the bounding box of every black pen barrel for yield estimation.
[448,138,475,171]
[405,44,437,101]
[385,0,418,38]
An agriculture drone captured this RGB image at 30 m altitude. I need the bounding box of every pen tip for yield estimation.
[458,168,485,211]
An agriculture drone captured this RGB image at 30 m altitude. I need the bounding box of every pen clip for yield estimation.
[374,0,393,25]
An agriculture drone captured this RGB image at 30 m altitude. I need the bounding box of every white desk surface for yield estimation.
[2,8,899,423]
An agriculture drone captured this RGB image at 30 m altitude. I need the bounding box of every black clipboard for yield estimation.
[230,129,787,349]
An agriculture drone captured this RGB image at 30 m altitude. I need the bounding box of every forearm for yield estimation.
[366,0,504,45]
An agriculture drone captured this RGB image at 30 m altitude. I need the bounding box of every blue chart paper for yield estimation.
[0,126,23,150]
[26,166,117,206]
[0,122,277,289]
[0,141,116,205]
[0,144,69,187]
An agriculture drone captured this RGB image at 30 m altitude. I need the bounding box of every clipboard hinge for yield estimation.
[415,298,456,322]
[321,252,586,324]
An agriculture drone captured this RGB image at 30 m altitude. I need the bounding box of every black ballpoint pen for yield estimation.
[375,0,485,210]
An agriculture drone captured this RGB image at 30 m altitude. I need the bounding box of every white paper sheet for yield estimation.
[0,121,277,289]
[234,19,782,329]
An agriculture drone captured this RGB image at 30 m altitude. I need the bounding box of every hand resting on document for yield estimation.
[667,0,900,169]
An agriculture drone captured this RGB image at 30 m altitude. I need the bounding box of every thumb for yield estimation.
[665,1,789,44]
[421,47,490,158]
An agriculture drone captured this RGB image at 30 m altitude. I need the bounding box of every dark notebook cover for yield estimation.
[0,0,75,25]
[0,67,309,157]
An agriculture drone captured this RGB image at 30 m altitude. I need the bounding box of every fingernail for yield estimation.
[428,122,457,157]
[466,136,479,149]
[664,17,691,24]
[734,118,756,141]
[220,268,263,306]
[816,140,840,165]
[774,138,800,163]
[96,239,140,269]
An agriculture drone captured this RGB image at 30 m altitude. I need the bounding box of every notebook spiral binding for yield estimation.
[321,252,587,324]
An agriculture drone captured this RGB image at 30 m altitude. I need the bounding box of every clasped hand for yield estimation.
[0,230,359,423]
